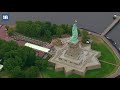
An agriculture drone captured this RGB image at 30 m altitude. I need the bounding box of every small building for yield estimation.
[25,42,51,58]
[25,42,50,53]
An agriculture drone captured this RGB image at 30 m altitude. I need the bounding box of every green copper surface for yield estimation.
[70,24,79,44]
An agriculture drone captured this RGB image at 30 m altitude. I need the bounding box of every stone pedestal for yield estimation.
[65,41,80,59]
[49,41,101,76]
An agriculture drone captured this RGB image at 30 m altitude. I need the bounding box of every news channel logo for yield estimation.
[2,14,9,21]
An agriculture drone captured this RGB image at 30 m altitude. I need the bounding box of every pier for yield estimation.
[101,16,120,36]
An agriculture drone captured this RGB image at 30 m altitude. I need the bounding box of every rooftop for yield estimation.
[25,42,50,53]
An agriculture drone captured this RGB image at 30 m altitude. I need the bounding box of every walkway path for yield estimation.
[99,60,118,66]
[0,26,10,41]
[12,32,49,47]
[107,67,120,78]
[0,25,26,45]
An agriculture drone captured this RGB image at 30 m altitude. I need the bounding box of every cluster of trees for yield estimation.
[7,28,14,36]
[80,29,90,43]
[15,21,74,42]
[0,39,48,78]
[5,25,14,36]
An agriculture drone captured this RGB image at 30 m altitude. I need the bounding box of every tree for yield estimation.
[81,30,90,43]
[0,40,18,63]
[45,21,52,30]
[44,29,52,42]
[11,66,25,78]
[16,46,36,68]
[25,66,39,78]
[0,38,41,78]
[34,22,41,38]
[66,25,72,35]
[7,40,19,50]
[8,28,14,36]
[56,26,65,37]
[23,47,36,67]
[3,58,16,73]
[15,21,74,42]
[4,51,19,61]
[35,59,48,71]
[3,56,23,72]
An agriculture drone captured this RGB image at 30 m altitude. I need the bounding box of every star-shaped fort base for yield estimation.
[49,43,101,76]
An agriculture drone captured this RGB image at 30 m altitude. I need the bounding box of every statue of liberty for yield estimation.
[70,20,79,44]
[65,20,80,58]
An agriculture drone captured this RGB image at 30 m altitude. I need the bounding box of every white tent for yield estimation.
[25,42,50,53]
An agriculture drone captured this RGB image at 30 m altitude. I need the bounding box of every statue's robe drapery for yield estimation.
[70,24,79,44]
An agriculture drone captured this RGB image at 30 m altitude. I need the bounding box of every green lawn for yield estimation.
[0,71,11,78]
[41,61,117,78]
[91,36,119,65]
[41,69,82,78]
[92,43,117,64]
[84,62,117,78]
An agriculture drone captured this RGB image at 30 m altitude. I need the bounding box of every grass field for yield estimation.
[91,35,119,64]
[41,69,82,78]
[84,62,118,78]
[0,71,11,78]
[41,62,117,78]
